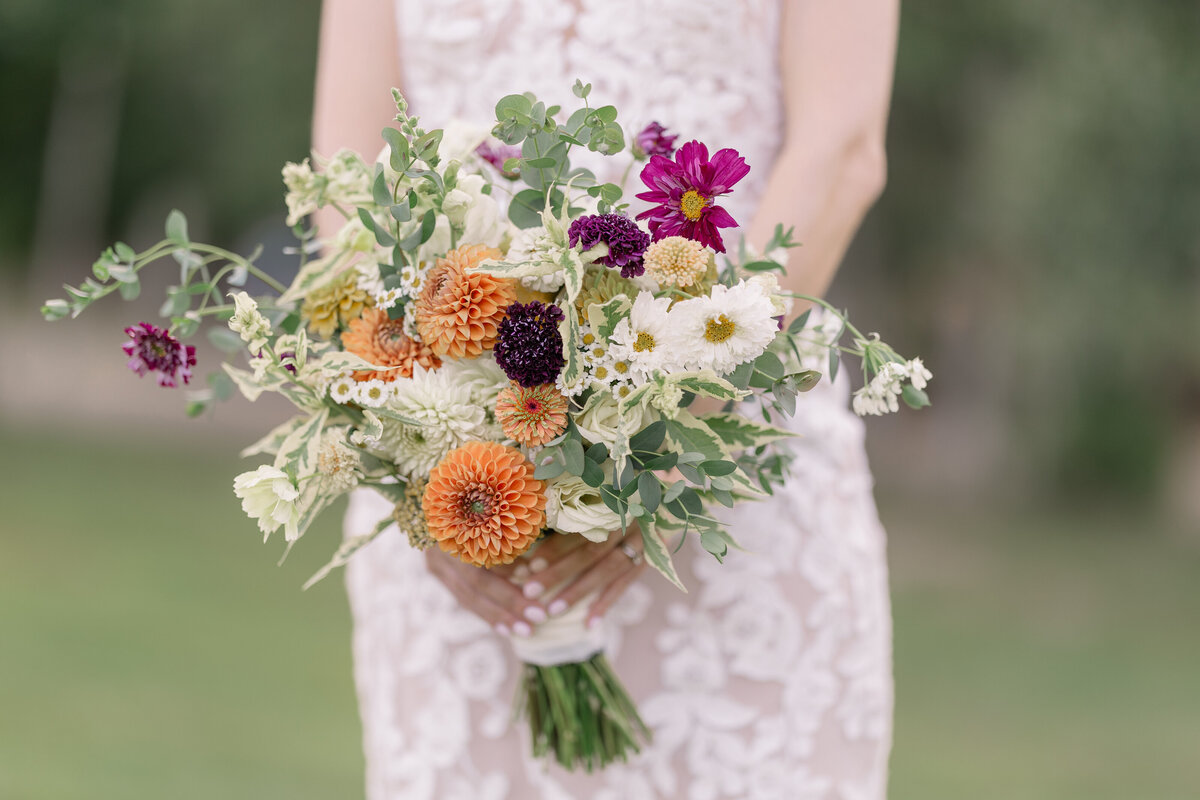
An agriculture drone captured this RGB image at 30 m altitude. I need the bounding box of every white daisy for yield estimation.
[608,291,674,384]
[328,373,357,404]
[667,280,779,374]
[354,378,392,408]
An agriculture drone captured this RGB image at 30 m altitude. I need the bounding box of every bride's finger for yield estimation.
[469,566,549,623]
[542,534,638,618]
[586,558,646,627]
[426,552,531,636]
[489,534,585,582]
[521,537,618,599]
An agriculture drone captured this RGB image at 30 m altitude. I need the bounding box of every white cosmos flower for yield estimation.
[667,280,779,374]
[375,362,495,476]
[609,291,675,383]
[233,465,301,542]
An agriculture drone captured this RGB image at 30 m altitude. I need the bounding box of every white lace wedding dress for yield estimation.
[342,1,893,798]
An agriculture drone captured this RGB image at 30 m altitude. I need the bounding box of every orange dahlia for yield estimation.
[341,307,441,382]
[414,244,515,358]
[496,383,568,447]
[423,441,546,568]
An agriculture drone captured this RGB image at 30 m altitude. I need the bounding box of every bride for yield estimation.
[314,1,900,797]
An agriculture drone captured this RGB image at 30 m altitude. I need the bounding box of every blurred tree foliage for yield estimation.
[872,0,1199,499]
[0,0,321,264]
[2,0,1196,499]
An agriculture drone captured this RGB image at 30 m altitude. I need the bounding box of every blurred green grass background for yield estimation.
[3,423,1198,799]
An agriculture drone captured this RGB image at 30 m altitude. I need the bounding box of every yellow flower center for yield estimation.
[594,366,609,380]
[617,385,631,398]
[680,190,709,221]
[634,331,656,352]
[614,360,630,374]
[582,332,596,346]
[704,314,737,343]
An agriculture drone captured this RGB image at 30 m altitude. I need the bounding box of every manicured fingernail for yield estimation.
[513,564,531,580]
[513,621,532,637]
[523,581,544,599]
[495,623,510,636]
[524,606,547,623]
[529,558,548,573]
[548,599,568,617]
[587,616,602,630]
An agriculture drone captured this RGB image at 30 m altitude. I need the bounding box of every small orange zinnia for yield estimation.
[341,307,441,382]
[414,244,515,359]
[423,441,546,568]
[496,383,568,447]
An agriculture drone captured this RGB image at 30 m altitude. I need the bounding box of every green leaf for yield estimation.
[700,412,795,449]
[381,127,409,171]
[523,156,557,168]
[727,361,754,391]
[663,480,685,504]
[585,442,609,462]
[571,79,592,99]
[700,459,737,477]
[165,209,189,246]
[787,309,812,335]
[208,369,235,402]
[557,307,582,393]
[641,452,678,471]
[496,93,533,120]
[508,188,546,229]
[41,299,70,321]
[159,286,190,318]
[372,169,391,207]
[586,295,632,343]
[534,451,566,481]
[240,415,308,458]
[118,280,141,301]
[274,408,329,477]
[414,129,443,164]
[749,351,785,389]
[114,241,136,262]
[672,370,746,402]
[788,370,822,392]
[206,325,244,354]
[562,438,586,476]
[638,516,685,592]
[390,202,411,222]
[590,105,618,124]
[629,420,666,453]
[829,350,840,383]
[742,259,785,273]
[580,458,605,488]
[665,412,727,462]
[399,209,436,250]
[637,472,661,514]
[902,384,932,409]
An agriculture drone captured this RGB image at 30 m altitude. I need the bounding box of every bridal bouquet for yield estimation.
[43,82,929,771]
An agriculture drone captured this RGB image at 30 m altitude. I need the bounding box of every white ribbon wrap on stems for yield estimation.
[509,590,606,666]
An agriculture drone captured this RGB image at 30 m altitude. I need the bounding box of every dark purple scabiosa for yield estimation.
[475,141,522,179]
[633,121,678,160]
[494,301,566,388]
[567,213,651,278]
[122,322,197,387]
[635,140,750,253]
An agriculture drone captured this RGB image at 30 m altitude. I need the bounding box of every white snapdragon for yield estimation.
[508,226,567,292]
[851,359,933,416]
[282,159,318,226]
[228,291,272,352]
[233,465,302,542]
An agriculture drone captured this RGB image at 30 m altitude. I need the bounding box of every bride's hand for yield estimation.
[508,526,646,628]
[423,548,549,638]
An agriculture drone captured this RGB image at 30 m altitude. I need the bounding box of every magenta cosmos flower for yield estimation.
[635,140,749,253]
[122,322,197,387]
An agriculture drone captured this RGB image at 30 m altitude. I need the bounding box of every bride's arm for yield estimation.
[311,0,404,237]
[748,0,900,303]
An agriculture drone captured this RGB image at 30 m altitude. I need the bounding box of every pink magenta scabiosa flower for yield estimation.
[634,121,678,159]
[635,140,750,253]
[122,322,197,387]
[475,141,522,179]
